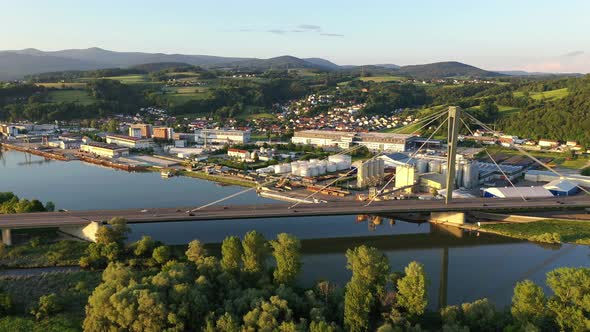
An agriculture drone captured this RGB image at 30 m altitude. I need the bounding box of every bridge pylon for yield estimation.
[445,106,461,204]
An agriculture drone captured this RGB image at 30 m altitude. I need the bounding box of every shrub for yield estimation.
[30,293,63,321]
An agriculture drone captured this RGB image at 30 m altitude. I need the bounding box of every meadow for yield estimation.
[513,87,569,100]
[47,90,96,105]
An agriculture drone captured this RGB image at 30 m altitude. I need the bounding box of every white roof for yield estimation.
[543,179,578,192]
[484,187,553,198]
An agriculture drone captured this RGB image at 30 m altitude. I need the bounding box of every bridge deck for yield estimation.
[1,196,590,228]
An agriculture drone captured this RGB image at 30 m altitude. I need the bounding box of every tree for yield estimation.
[44,201,55,212]
[0,292,13,316]
[133,236,156,257]
[241,231,269,274]
[186,239,208,265]
[511,280,549,327]
[271,233,302,284]
[345,245,390,295]
[344,281,373,332]
[31,293,62,321]
[95,217,130,246]
[221,236,243,272]
[396,261,428,316]
[546,267,590,331]
[152,246,171,265]
[461,298,499,331]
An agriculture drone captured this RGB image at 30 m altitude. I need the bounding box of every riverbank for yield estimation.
[479,219,590,245]
[176,170,258,188]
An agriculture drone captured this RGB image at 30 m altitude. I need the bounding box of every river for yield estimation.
[1,149,589,307]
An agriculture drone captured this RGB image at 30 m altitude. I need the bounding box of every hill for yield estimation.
[211,55,337,71]
[396,61,504,78]
[0,52,107,80]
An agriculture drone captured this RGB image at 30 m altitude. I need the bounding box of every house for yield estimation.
[538,139,559,148]
[227,148,249,160]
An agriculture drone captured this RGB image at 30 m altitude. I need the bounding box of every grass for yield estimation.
[0,270,101,331]
[161,86,212,104]
[35,82,87,89]
[178,170,257,188]
[513,88,569,101]
[47,90,96,105]
[481,219,590,245]
[0,229,89,268]
[359,76,405,83]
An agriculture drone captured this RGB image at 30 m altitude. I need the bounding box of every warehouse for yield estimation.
[80,142,130,158]
[543,179,579,196]
[483,187,553,199]
[106,134,153,149]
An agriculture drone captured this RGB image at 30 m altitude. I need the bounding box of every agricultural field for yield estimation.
[513,88,569,100]
[161,86,212,103]
[47,90,96,105]
[35,82,87,89]
[359,75,405,83]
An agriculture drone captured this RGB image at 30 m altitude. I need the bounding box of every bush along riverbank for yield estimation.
[481,219,590,245]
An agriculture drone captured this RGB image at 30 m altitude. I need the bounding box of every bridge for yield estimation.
[2,196,590,244]
[2,106,589,245]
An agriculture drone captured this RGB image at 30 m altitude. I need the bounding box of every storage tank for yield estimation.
[416,159,428,173]
[274,164,283,174]
[429,160,441,173]
[441,163,448,177]
[299,165,310,177]
[310,165,319,177]
[291,162,299,174]
[455,163,464,188]
[378,159,385,177]
[318,163,327,175]
[327,162,337,173]
[462,162,479,189]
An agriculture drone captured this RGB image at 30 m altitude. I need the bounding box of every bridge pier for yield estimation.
[58,221,101,242]
[430,211,465,225]
[1,229,12,246]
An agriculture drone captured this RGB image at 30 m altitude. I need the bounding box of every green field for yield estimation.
[47,90,96,105]
[101,74,149,84]
[359,76,405,83]
[514,88,569,100]
[482,219,590,245]
[35,82,87,89]
[161,86,211,103]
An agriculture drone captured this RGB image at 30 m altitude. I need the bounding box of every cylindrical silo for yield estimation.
[441,163,448,177]
[310,165,319,177]
[455,162,464,187]
[417,159,428,173]
[429,160,441,173]
[327,162,337,173]
[299,165,310,177]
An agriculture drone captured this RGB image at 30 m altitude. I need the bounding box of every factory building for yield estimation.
[525,170,590,187]
[291,130,355,149]
[543,179,579,196]
[291,130,415,152]
[106,134,153,149]
[482,187,553,199]
[0,124,18,137]
[419,173,446,192]
[129,124,152,138]
[356,132,414,152]
[194,129,250,145]
[80,142,130,158]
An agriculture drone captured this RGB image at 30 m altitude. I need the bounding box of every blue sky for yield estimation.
[2,0,589,72]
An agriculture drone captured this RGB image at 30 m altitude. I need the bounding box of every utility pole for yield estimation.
[445,106,461,204]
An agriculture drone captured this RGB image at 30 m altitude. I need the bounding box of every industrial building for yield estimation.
[483,187,553,199]
[395,164,417,193]
[227,148,249,160]
[80,142,130,158]
[129,124,152,138]
[525,170,590,187]
[291,130,415,152]
[291,130,356,149]
[356,132,414,152]
[106,134,153,149]
[194,129,250,145]
[0,124,18,137]
[543,179,580,196]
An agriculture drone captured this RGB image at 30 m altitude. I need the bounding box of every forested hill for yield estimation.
[500,75,590,146]
[396,61,504,79]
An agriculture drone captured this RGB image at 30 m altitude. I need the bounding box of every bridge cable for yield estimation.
[459,116,527,202]
[365,112,447,206]
[463,111,590,195]
[290,108,450,209]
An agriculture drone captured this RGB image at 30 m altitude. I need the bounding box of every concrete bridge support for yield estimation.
[1,229,12,246]
[58,221,101,242]
[430,211,465,225]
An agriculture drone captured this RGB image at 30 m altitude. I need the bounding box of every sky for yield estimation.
[2,0,590,72]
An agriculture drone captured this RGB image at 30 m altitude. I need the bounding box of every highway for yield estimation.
[1,196,590,228]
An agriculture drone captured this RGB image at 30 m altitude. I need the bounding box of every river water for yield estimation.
[1,149,589,307]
